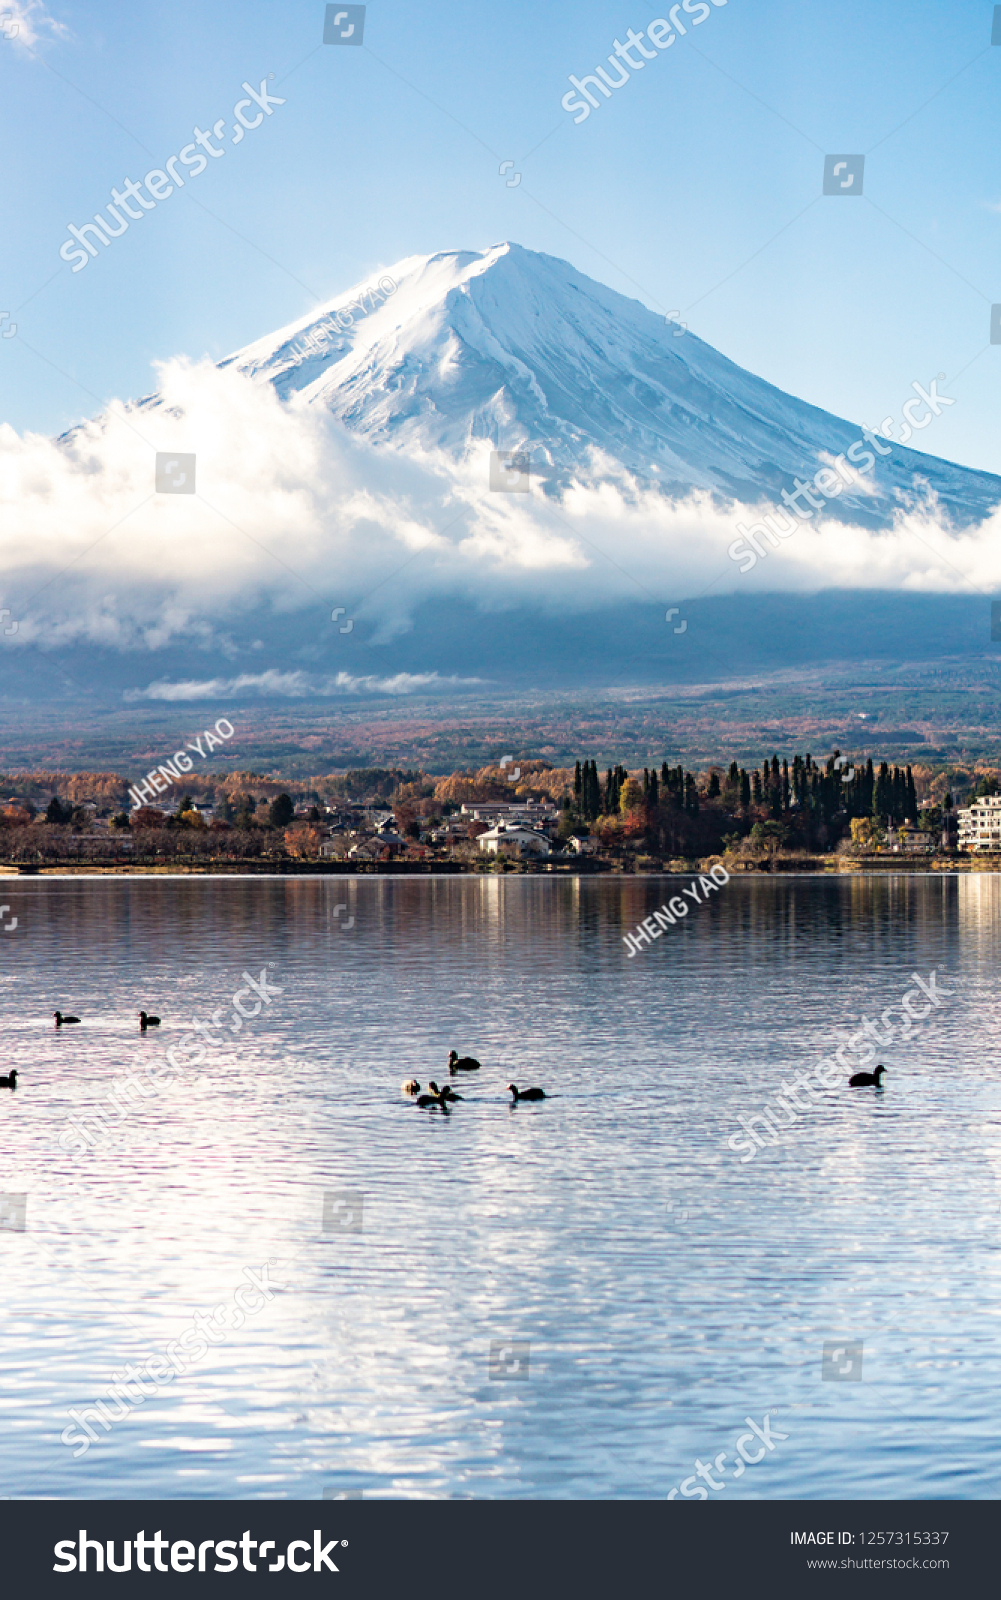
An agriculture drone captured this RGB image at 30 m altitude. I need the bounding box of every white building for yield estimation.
[957,796,1001,851]
[462,801,558,822]
[477,823,551,857]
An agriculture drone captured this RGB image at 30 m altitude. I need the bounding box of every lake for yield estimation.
[0,873,997,1500]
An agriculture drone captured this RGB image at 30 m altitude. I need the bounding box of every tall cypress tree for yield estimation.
[905,767,918,824]
[752,770,762,804]
[649,770,659,807]
[574,761,582,806]
[740,769,751,807]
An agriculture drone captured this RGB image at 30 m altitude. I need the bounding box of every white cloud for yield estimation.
[124,669,486,701]
[2,1,69,49]
[2,354,1000,669]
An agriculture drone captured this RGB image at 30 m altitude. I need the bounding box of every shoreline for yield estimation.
[0,854,997,879]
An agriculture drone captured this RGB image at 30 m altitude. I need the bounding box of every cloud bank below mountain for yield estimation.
[2,353,1000,679]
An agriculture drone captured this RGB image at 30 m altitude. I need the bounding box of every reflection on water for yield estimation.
[0,873,999,1499]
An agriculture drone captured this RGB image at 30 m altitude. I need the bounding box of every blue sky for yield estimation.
[1,0,1000,478]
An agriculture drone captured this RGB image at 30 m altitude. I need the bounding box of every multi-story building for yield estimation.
[957,796,1001,851]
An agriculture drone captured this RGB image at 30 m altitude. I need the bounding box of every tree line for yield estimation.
[568,752,929,855]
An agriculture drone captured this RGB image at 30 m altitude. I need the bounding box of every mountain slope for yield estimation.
[213,241,1000,527]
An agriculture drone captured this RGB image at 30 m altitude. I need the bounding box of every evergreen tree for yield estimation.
[269,793,295,829]
[649,770,659,807]
[781,758,790,812]
[604,768,614,812]
[752,770,762,804]
[740,769,751,807]
[684,772,699,817]
[905,767,918,824]
[235,794,257,829]
[873,762,890,822]
[574,761,582,806]
[588,761,601,820]
[728,760,739,787]
[707,771,721,799]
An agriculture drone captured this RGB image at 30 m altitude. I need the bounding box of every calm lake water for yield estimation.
[1,873,999,1501]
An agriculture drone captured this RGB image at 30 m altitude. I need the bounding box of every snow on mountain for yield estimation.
[24,241,1001,706]
[215,241,1001,527]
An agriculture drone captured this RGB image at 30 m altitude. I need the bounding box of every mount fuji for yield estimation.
[207,240,999,526]
[13,242,1001,711]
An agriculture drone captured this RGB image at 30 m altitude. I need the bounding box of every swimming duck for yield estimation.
[448,1049,481,1074]
[849,1063,886,1088]
[0,1069,16,1088]
[508,1083,546,1102]
[415,1086,448,1109]
[53,1012,80,1026]
[138,1011,160,1031]
[402,1078,421,1095]
[429,1080,463,1102]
